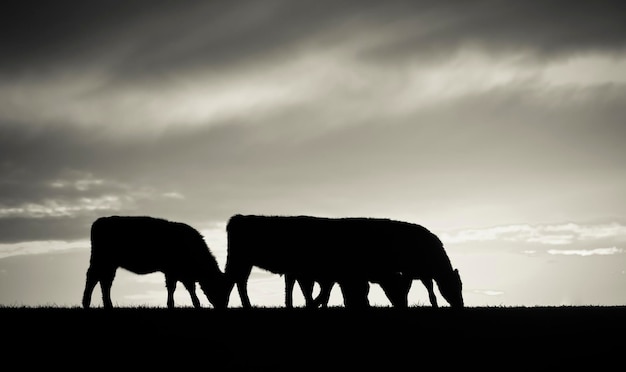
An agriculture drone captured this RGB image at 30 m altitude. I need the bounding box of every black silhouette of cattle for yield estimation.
[224,214,463,309]
[82,216,227,309]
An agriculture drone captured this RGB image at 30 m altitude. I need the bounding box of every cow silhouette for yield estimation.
[224,214,462,309]
[82,216,227,309]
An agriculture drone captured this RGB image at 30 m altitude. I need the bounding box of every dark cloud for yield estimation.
[2,0,625,80]
[1,0,357,79]
[0,0,196,75]
[362,1,626,62]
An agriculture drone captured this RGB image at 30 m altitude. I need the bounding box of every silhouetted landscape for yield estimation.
[3,8,626,372]
[14,216,625,369]
[3,305,624,370]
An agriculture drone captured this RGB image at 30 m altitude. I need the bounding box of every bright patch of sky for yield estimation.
[0,240,88,259]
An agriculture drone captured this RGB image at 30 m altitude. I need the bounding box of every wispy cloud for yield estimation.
[134,273,167,284]
[161,192,185,200]
[49,177,104,191]
[441,222,626,246]
[0,240,88,259]
[0,196,127,219]
[0,170,188,219]
[547,247,624,257]
[0,169,197,244]
[473,290,504,296]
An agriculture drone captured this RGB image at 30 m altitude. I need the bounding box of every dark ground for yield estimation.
[2,306,624,371]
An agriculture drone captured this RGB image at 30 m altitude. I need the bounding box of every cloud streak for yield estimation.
[547,247,624,257]
[442,222,626,246]
[0,240,88,260]
[473,289,504,297]
[0,196,124,219]
[0,169,181,219]
[2,1,625,135]
[4,1,625,74]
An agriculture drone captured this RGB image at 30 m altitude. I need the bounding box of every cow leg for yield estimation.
[355,280,371,308]
[312,280,334,308]
[183,280,201,309]
[298,277,316,308]
[378,273,412,308]
[340,279,370,309]
[165,276,177,309]
[224,277,236,307]
[284,273,296,308]
[235,264,254,308]
[225,263,253,308]
[99,267,117,309]
[82,266,99,309]
[237,279,252,308]
[422,278,439,308]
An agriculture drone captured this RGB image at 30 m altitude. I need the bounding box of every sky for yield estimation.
[1,0,625,308]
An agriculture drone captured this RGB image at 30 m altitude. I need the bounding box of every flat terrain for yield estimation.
[2,306,624,370]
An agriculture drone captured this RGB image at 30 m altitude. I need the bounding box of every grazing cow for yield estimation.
[224,214,462,309]
[82,216,227,309]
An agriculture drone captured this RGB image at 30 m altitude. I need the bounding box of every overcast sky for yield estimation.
[1,0,625,308]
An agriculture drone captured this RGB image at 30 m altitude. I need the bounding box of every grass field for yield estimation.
[2,305,624,370]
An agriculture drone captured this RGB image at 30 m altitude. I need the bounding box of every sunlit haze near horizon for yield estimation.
[1,0,625,308]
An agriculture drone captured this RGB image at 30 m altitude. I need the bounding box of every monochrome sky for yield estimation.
[1,0,625,308]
